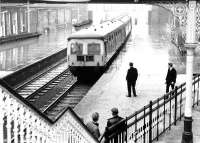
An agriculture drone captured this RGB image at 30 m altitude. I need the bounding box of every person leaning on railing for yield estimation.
[102,108,126,143]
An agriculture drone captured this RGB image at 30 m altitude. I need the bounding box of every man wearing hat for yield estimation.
[106,108,124,128]
[126,62,138,97]
[165,63,177,95]
[104,108,125,143]
[86,112,101,139]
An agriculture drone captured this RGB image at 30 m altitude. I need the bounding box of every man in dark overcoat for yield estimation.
[165,63,177,93]
[86,112,101,139]
[126,62,138,97]
[106,108,123,128]
[104,108,125,143]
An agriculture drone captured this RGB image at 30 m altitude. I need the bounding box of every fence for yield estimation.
[103,74,200,143]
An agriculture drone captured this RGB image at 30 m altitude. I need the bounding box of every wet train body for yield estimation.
[67,15,132,79]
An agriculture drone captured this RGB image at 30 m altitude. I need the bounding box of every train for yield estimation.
[67,15,132,78]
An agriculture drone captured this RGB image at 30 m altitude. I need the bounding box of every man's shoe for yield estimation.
[134,95,137,97]
[126,95,131,97]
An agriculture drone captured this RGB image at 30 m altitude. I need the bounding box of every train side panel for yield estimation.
[104,19,131,64]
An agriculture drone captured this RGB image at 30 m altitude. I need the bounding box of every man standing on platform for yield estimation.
[165,63,177,95]
[126,62,138,97]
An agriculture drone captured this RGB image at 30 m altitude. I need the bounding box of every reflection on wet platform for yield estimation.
[0,29,71,71]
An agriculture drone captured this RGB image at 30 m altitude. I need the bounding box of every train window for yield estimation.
[88,43,100,55]
[71,42,83,55]
[77,56,84,61]
[86,56,94,61]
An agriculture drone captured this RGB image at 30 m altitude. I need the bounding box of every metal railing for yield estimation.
[102,74,200,143]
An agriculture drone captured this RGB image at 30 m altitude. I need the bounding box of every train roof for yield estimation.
[68,16,131,40]
[120,15,131,23]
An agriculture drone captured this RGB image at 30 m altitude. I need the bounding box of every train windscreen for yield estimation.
[70,42,83,55]
[87,43,101,55]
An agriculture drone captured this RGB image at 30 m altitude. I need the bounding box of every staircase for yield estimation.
[0,79,99,143]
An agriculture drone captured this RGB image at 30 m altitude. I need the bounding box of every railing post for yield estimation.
[180,85,183,121]
[169,92,172,130]
[193,80,195,107]
[125,117,128,143]
[0,88,4,143]
[134,111,138,143]
[14,113,19,143]
[149,101,152,143]
[156,98,159,141]
[174,86,178,125]
[143,106,146,143]
[164,96,166,131]
[0,111,3,143]
[197,75,200,105]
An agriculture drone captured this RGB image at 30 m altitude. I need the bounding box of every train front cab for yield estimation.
[67,39,105,76]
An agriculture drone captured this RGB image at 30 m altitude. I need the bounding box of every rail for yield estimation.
[0,79,99,143]
[25,68,72,100]
[101,74,200,143]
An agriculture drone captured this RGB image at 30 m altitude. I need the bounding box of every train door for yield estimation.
[104,41,107,57]
[122,27,126,41]
[104,37,108,60]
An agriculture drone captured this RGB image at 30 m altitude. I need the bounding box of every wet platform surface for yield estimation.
[154,105,200,143]
[0,29,71,76]
[74,24,200,133]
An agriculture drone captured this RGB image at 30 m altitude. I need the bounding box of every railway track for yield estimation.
[15,59,94,120]
[15,60,78,110]
[16,61,70,98]
[43,82,92,121]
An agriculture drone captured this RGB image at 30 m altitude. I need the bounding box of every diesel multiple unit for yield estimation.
[67,15,132,76]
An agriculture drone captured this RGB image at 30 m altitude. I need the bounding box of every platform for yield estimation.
[154,106,200,143]
[0,30,70,72]
[74,24,192,133]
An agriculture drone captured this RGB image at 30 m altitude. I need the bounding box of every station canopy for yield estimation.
[1,0,190,4]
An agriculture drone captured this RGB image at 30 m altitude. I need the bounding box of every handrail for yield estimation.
[101,74,200,143]
[0,79,53,123]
